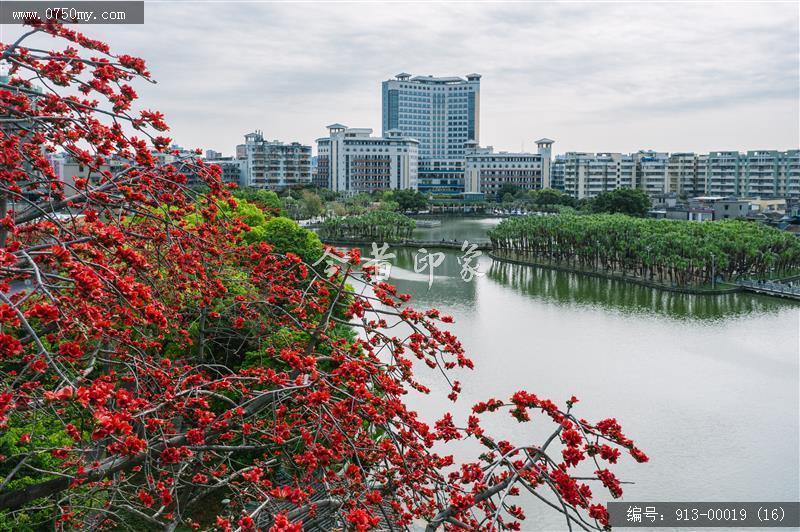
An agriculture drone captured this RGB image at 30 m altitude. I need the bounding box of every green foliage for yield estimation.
[242,323,355,370]
[230,199,268,228]
[318,188,339,202]
[348,193,373,208]
[320,211,416,242]
[0,415,77,531]
[205,195,324,262]
[242,328,311,369]
[300,190,324,219]
[259,217,324,262]
[378,200,400,212]
[233,188,285,216]
[589,188,651,217]
[496,184,519,202]
[389,189,429,212]
[490,214,800,286]
[533,188,576,208]
[282,196,301,219]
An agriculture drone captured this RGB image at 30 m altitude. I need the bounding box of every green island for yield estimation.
[488,214,800,289]
[319,210,416,242]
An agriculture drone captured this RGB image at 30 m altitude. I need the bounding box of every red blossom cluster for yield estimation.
[0,23,647,531]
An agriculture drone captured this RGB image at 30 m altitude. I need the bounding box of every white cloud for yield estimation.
[2,1,797,155]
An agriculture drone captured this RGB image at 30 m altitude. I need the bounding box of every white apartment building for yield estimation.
[558,149,799,200]
[551,155,566,191]
[743,150,791,198]
[49,152,129,194]
[635,151,670,196]
[706,150,800,199]
[49,147,244,192]
[706,151,743,197]
[464,140,551,196]
[202,157,248,187]
[236,131,311,189]
[562,152,593,198]
[316,124,418,194]
[781,150,800,198]
[563,152,636,199]
[667,153,707,197]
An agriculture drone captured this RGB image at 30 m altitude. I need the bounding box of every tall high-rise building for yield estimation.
[316,124,418,194]
[382,73,481,195]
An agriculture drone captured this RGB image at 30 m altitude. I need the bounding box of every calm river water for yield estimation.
[357,217,799,531]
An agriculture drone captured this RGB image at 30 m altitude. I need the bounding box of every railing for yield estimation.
[409,238,490,246]
[737,279,800,299]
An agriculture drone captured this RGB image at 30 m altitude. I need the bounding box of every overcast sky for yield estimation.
[3,1,799,156]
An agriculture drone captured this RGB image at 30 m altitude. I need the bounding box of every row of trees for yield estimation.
[387,188,430,212]
[231,188,285,216]
[319,210,416,242]
[0,22,645,531]
[493,186,577,208]
[489,214,800,286]
[256,188,430,220]
[240,185,648,220]
[494,187,652,218]
[588,188,651,218]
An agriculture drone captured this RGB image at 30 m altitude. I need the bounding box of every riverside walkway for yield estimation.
[736,279,800,301]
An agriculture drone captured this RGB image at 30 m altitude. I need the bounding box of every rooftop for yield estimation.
[318,126,419,143]
[389,73,481,84]
[411,75,466,83]
[691,196,745,202]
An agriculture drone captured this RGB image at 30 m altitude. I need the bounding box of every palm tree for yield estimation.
[489,214,800,287]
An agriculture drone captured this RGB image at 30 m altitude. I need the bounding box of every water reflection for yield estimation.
[411,216,501,242]
[487,259,796,320]
[359,246,479,306]
[355,212,797,320]
[365,240,795,321]
[350,218,798,530]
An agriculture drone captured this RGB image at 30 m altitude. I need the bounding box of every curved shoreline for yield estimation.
[320,238,491,251]
[488,251,743,295]
[322,238,795,298]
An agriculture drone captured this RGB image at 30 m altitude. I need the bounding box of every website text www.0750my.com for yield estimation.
[1,1,144,24]
[11,7,126,22]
